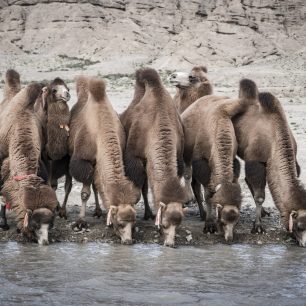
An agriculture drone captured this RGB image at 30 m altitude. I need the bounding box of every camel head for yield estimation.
[23,208,55,245]
[21,183,58,245]
[107,204,136,245]
[212,183,242,242]
[42,77,70,108]
[289,209,306,247]
[155,202,188,247]
[169,66,210,89]
[40,78,71,160]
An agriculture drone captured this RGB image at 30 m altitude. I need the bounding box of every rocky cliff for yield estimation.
[0,0,305,79]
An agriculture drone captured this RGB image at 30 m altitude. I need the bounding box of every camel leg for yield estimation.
[191,178,205,220]
[203,187,218,233]
[58,174,72,219]
[245,161,267,234]
[143,178,154,220]
[92,182,102,218]
[233,158,241,183]
[72,184,91,231]
[0,205,9,230]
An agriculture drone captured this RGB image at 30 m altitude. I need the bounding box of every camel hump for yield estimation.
[135,68,162,88]
[5,69,20,87]
[88,77,106,102]
[258,92,279,113]
[239,78,258,102]
[26,82,44,107]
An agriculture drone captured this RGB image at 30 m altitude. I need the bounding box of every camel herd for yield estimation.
[0,67,305,247]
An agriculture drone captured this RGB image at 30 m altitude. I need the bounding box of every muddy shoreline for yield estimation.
[0,198,298,247]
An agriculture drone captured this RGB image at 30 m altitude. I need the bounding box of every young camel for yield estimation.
[169,66,213,113]
[233,92,306,246]
[182,79,258,242]
[121,68,192,247]
[0,81,58,244]
[34,78,73,219]
[69,76,140,244]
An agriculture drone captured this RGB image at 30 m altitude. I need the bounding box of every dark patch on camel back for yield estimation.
[160,177,188,204]
[167,210,183,226]
[88,78,106,102]
[212,182,242,207]
[258,92,280,113]
[135,67,162,89]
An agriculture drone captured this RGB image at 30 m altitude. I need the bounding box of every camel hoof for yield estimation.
[58,207,68,220]
[93,207,103,218]
[0,218,9,231]
[72,219,88,231]
[203,220,217,234]
[261,208,270,218]
[251,222,265,234]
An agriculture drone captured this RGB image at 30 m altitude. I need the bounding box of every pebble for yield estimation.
[257,240,263,245]
[186,234,193,242]
[153,239,159,243]
[186,230,191,235]
[135,227,139,233]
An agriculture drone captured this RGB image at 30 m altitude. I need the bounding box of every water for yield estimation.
[0,243,306,306]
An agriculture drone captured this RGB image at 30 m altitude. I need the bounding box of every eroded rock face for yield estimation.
[0,0,305,76]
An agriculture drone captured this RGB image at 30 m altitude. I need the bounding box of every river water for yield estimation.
[0,243,305,305]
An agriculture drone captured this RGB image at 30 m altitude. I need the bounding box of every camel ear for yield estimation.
[200,66,207,73]
[183,207,189,215]
[215,184,222,192]
[155,202,166,229]
[215,204,223,219]
[23,209,32,229]
[41,87,48,110]
[106,205,118,226]
[289,210,298,233]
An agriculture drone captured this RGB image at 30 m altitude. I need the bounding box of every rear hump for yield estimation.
[135,68,162,88]
[88,77,106,102]
[26,83,44,108]
[258,92,279,113]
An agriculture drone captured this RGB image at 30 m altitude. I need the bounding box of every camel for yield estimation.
[34,78,73,218]
[182,79,259,242]
[233,92,306,246]
[0,80,58,244]
[169,66,213,113]
[69,76,140,244]
[120,68,192,247]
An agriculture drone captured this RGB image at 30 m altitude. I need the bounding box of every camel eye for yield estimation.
[52,88,57,94]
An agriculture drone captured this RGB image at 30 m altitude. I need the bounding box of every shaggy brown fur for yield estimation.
[182,79,258,241]
[69,76,140,243]
[34,78,72,217]
[233,92,306,246]
[121,68,190,247]
[169,66,213,113]
[0,83,58,242]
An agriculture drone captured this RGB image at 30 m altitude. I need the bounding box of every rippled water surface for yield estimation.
[0,243,306,305]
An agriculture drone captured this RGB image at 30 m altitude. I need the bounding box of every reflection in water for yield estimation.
[0,243,306,305]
